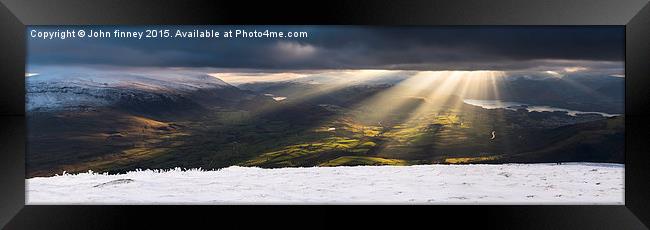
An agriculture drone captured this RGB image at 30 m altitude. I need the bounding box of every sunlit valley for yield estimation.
[26,68,624,177]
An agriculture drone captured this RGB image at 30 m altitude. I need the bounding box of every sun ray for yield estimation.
[230,69,409,120]
[336,70,507,159]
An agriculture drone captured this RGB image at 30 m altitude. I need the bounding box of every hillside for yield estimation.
[26,69,625,177]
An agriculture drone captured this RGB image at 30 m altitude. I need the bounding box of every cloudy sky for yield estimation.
[27,26,624,77]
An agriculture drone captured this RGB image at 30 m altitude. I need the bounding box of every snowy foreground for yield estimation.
[26,163,624,204]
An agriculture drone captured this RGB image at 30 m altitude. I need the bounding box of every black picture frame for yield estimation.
[1,0,649,229]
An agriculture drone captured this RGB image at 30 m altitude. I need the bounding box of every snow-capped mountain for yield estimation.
[26,68,266,113]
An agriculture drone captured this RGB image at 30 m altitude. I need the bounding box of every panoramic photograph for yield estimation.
[25,26,624,204]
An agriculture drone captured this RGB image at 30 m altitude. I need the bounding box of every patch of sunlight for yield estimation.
[243,137,362,166]
[320,156,408,166]
[434,114,462,125]
[128,115,169,128]
[444,156,498,164]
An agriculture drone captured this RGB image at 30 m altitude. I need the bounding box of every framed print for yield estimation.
[1,0,649,229]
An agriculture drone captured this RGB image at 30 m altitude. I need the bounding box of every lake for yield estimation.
[463,99,619,118]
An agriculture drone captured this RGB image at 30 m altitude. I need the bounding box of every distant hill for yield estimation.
[27,69,276,117]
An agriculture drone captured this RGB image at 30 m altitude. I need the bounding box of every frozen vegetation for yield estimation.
[26,163,624,204]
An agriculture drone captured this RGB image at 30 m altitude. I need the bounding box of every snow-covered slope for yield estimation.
[26,67,233,111]
[26,163,623,204]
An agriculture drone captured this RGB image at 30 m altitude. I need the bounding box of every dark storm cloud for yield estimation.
[27,26,624,71]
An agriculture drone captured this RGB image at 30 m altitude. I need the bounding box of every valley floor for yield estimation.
[26,163,623,204]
